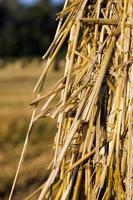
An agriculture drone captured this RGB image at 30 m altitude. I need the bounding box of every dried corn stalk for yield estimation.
[9,0,133,200]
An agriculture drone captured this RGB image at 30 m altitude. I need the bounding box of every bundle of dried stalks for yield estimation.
[9,0,133,199]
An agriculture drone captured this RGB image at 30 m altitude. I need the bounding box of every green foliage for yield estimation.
[0,0,62,57]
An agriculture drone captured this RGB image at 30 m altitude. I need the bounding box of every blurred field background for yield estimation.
[0,0,64,199]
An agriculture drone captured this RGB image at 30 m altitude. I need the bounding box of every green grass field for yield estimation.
[0,59,63,199]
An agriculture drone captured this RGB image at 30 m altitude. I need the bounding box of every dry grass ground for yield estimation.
[0,59,63,199]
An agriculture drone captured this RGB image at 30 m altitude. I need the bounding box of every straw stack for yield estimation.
[9,0,133,199]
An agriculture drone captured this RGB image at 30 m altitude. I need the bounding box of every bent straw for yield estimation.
[11,0,133,199]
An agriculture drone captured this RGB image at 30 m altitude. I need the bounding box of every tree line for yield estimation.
[0,0,62,57]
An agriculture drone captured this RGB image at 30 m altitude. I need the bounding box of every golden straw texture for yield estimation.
[9,0,133,199]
